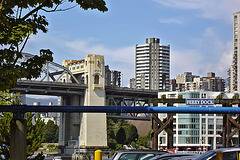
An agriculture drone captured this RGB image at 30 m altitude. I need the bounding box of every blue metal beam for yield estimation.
[1,105,240,114]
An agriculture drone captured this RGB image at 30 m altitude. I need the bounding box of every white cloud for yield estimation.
[171,26,233,79]
[203,42,232,78]
[153,0,240,22]
[171,49,203,78]
[171,47,232,79]
[65,40,135,86]
[158,18,184,24]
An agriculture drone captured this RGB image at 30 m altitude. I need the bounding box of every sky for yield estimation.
[24,0,240,87]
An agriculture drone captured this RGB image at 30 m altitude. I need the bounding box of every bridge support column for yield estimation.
[10,118,27,160]
[80,55,107,148]
[58,95,83,155]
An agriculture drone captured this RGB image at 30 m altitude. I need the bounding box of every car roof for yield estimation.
[115,149,168,153]
[149,153,199,160]
[171,155,198,160]
[207,147,240,153]
[194,147,240,160]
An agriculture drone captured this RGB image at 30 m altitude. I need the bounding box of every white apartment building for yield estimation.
[158,91,238,151]
[135,38,170,91]
[229,12,240,93]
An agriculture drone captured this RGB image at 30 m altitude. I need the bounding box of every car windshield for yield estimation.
[194,151,215,160]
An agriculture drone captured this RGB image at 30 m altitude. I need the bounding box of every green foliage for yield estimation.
[0,112,11,159]
[216,94,223,100]
[47,144,56,148]
[42,120,59,143]
[107,118,139,150]
[0,0,107,91]
[0,91,45,159]
[130,141,137,148]
[116,127,126,144]
[123,124,138,144]
[232,94,239,100]
[107,118,117,148]
[136,130,151,148]
[161,94,166,99]
[26,113,46,157]
[0,112,45,159]
[0,90,20,105]
[178,95,183,99]
[115,144,125,151]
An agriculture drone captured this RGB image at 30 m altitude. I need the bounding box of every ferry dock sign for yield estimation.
[186,99,214,106]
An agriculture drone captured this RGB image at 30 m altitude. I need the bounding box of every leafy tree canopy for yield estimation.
[0,112,45,159]
[43,120,59,143]
[0,90,45,159]
[116,127,126,145]
[123,124,138,144]
[0,0,107,91]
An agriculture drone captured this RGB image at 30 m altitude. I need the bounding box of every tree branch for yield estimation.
[19,34,30,54]
[41,4,77,12]
[21,4,44,20]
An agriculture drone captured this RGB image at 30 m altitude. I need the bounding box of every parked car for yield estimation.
[170,155,199,160]
[110,149,168,160]
[149,153,199,160]
[193,147,240,160]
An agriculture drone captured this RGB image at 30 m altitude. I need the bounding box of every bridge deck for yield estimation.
[10,80,87,96]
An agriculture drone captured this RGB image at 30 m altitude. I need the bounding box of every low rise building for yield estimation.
[158,91,237,151]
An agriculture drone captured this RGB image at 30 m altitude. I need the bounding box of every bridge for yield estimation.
[9,53,159,159]
[8,53,240,160]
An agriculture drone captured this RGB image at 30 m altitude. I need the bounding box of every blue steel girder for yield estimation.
[1,105,240,114]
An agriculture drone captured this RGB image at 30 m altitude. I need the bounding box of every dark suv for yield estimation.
[110,149,168,160]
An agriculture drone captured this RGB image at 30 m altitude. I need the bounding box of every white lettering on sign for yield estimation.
[186,99,214,106]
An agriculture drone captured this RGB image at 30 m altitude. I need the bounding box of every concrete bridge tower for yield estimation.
[59,55,107,156]
[80,55,107,147]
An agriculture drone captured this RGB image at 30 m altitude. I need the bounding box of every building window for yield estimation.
[94,75,99,84]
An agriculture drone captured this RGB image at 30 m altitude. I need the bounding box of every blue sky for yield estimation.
[25,0,240,87]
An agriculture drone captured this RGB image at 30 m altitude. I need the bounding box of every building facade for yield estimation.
[158,91,238,151]
[171,72,225,92]
[105,65,121,87]
[135,38,170,91]
[229,12,240,93]
[175,72,197,84]
[129,78,136,88]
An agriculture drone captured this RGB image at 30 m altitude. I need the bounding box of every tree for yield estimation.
[116,127,126,145]
[42,120,59,143]
[0,90,20,105]
[0,90,45,159]
[26,113,46,157]
[0,0,108,91]
[136,130,151,148]
[124,124,138,145]
[107,118,117,148]
[0,112,46,159]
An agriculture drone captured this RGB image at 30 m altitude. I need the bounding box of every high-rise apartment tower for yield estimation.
[135,38,170,91]
[229,12,240,93]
